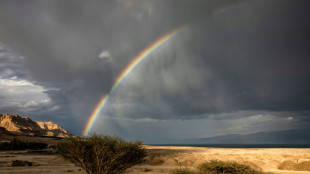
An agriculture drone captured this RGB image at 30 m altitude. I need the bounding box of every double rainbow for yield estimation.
[83,26,185,136]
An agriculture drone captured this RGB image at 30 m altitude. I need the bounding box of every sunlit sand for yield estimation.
[1,145,310,174]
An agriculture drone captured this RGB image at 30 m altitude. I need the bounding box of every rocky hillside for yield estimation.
[0,113,71,138]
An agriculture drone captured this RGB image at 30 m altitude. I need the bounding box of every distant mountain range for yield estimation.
[178,129,310,144]
[0,113,71,138]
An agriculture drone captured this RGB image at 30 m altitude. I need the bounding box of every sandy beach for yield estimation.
[0,146,310,174]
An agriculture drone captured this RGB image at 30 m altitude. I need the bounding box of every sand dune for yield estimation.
[0,146,310,174]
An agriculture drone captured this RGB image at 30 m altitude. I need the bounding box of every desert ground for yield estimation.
[0,145,310,174]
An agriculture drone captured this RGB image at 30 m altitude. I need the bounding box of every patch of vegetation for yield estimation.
[56,133,146,174]
[297,161,310,171]
[278,160,296,170]
[170,160,273,174]
[0,161,10,167]
[171,168,198,174]
[143,168,153,172]
[0,138,48,150]
[144,153,167,166]
[147,158,165,166]
[278,160,310,171]
[11,160,32,167]
[198,160,271,174]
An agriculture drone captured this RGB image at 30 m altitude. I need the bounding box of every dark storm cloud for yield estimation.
[0,0,244,125]
[0,43,26,79]
[110,0,310,121]
[193,0,310,113]
[0,0,309,137]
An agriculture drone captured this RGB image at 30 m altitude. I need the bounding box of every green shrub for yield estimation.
[56,133,146,174]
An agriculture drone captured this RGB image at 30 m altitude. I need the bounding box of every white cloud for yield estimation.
[98,50,112,59]
[287,116,294,121]
[0,77,50,109]
[0,78,40,87]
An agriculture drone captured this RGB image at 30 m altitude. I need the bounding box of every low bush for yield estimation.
[278,160,310,171]
[148,158,165,166]
[0,138,47,150]
[297,161,310,171]
[170,160,273,174]
[171,168,198,174]
[56,133,146,174]
[198,160,270,174]
[278,160,296,170]
[11,160,32,167]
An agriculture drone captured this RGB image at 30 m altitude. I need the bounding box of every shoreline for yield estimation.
[146,144,310,148]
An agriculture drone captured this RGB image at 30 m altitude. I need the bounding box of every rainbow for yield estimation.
[83,26,185,136]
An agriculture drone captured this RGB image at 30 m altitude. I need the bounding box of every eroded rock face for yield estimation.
[36,121,70,137]
[0,113,71,138]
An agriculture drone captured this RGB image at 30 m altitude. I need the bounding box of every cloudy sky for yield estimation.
[0,0,309,143]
